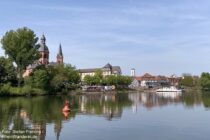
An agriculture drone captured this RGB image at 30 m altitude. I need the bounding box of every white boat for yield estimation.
[156,86,182,93]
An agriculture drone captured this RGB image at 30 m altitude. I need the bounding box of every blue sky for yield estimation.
[0,0,210,76]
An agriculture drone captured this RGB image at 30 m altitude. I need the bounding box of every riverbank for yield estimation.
[0,84,47,96]
[0,84,135,97]
[1,84,207,97]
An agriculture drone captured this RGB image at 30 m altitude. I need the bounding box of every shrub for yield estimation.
[0,84,11,95]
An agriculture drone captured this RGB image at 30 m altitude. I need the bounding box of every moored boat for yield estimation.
[156,86,182,93]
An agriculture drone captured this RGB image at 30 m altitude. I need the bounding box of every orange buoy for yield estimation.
[62,100,70,112]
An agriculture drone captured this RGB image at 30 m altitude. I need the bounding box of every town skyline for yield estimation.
[1,0,210,76]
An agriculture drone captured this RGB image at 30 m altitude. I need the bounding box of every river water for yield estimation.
[0,91,209,140]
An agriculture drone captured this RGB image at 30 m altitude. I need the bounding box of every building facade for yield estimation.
[78,63,122,81]
[23,34,64,77]
[130,73,181,89]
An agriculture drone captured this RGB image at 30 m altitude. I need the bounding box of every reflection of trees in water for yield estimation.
[135,92,182,109]
[202,92,210,108]
[0,96,77,140]
[181,91,203,107]
[128,91,210,110]
[77,93,132,120]
[0,94,132,139]
[54,121,62,140]
[0,91,210,139]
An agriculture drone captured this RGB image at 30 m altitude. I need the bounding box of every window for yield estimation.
[44,54,48,58]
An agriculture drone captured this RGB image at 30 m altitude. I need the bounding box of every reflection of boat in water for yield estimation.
[82,86,104,92]
[81,86,115,92]
[156,91,182,99]
[156,86,182,93]
[156,86,182,99]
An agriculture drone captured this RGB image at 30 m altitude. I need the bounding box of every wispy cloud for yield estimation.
[1,0,210,75]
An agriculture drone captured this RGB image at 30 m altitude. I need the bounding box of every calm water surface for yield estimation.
[0,91,210,140]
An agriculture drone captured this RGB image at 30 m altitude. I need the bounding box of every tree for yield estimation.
[1,27,39,86]
[24,69,49,89]
[0,57,16,84]
[103,75,132,88]
[33,70,49,89]
[83,70,103,86]
[48,64,80,91]
[117,75,132,86]
[180,76,194,87]
[83,75,93,85]
[200,72,210,90]
[95,69,103,79]
[105,75,117,86]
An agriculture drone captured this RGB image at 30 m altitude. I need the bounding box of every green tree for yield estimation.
[200,72,210,90]
[105,75,117,86]
[117,75,132,86]
[33,69,49,89]
[180,76,194,87]
[24,69,49,90]
[83,75,101,85]
[83,70,103,86]
[103,75,132,88]
[48,64,80,91]
[83,75,92,85]
[0,57,16,84]
[1,27,39,86]
[95,69,103,79]
[92,75,101,85]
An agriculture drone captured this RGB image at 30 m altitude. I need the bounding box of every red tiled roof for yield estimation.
[135,76,142,81]
[142,73,153,77]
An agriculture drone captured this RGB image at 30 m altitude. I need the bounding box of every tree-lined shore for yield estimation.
[1,27,210,96]
[0,27,132,96]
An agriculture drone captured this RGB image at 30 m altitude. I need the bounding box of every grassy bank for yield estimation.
[0,84,47,96]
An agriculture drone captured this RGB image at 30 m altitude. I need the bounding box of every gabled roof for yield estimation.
[112,66,121,74]
[135,76,142,81]
[142,73,154,77]
[78,68,100,73]
[78,63,121,74]
[103,63,112,69]
[156,75,168,81]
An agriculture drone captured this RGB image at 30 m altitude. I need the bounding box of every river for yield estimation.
[0,91,209,140]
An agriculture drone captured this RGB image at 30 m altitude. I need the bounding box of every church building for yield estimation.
[23,34,64,77]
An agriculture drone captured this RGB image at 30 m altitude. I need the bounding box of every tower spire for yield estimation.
[58,43,63,56]
[40,33,46,44]
[57,43,63,64]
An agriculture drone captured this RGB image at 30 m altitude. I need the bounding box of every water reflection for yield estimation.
[0,91,210,139]
[77,93,131,120]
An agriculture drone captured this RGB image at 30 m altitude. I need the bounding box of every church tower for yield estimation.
[38,34,49,65]
[131,68,136,77]
[57,43,63,64]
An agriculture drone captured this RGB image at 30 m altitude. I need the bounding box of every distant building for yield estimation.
[131,68,136,77]
[138,73,157,87]
[129,78,140,89]
[168,74,182,86]
[132,73,181,89]
[23,34,64,77]
[78,63,122,80]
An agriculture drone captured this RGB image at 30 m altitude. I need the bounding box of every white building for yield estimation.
[78,63,122,81]
[131,68,136,77]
